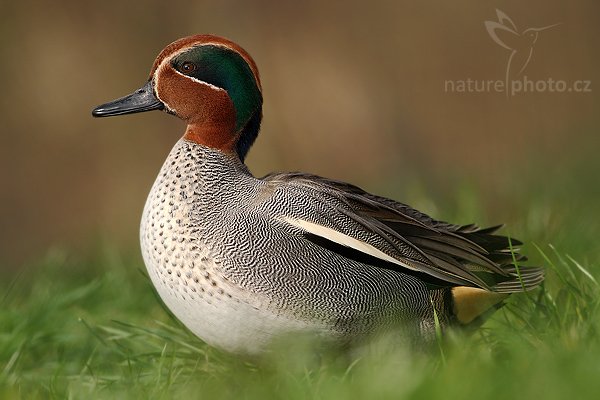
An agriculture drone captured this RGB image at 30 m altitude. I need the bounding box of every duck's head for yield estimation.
[92,35,263,161]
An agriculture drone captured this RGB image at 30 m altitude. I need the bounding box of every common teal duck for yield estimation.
[93,35,543,355]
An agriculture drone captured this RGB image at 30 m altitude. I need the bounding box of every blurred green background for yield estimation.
[0,0,598,268]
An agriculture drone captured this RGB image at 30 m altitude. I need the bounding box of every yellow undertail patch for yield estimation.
[452,287,508,324]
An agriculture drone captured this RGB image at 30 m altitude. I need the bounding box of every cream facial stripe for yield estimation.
[173,70,227,92]
[281,216,418,271]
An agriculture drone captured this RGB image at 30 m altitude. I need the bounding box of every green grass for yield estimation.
[1,188,599,399]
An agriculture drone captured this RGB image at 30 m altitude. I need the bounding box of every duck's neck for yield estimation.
[161,138,253,211]
[182,108,262,163]
[178,137,252,179]
[183,121,239,155]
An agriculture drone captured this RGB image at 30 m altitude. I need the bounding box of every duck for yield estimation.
[92,34,543,355]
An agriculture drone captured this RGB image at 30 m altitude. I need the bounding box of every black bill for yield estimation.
[92,81,164,117]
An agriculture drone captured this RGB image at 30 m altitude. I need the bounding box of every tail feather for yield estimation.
[492,265,545,293]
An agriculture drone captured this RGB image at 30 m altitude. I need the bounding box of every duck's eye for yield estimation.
[179,62,197,74]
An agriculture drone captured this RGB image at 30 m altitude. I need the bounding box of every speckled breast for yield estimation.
[139,139,318,354]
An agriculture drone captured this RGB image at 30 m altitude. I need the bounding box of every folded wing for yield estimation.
[264,172,543,293]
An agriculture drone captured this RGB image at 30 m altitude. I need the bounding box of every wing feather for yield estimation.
[264,172,543,292]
